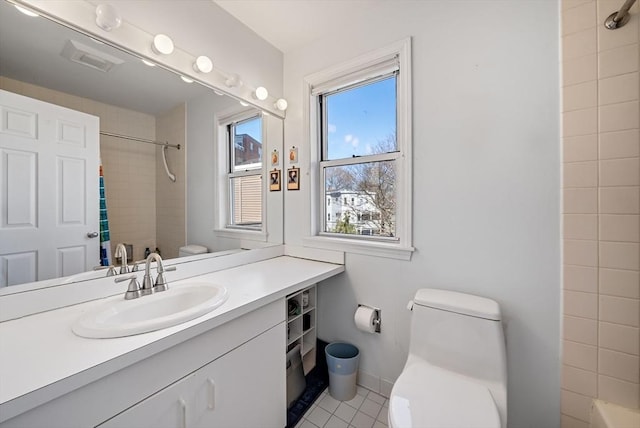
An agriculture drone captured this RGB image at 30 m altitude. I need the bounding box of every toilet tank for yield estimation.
[409,289,507,387]
[178,244,208,257]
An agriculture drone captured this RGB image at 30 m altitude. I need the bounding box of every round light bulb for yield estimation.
[274,98,288,111]
[239,101,249,107]
[180,76,194,83]
[254,86,268,101]
[95,4,121,31]
[141,59,156,67]
[193,56,213,73]
[152,34,174,55]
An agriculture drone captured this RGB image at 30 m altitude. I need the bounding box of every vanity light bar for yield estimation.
[81,2,288,114]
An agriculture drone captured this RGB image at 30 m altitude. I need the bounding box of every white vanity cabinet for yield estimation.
[100,323,283,428]
[1,300,286,428]
[0,256,345,428]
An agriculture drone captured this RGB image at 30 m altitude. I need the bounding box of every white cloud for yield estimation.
[344,134,359,148]
[328,124,337,133]
[365,144,372,154]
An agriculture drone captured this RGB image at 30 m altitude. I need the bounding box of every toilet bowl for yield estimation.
[388,289,507,428]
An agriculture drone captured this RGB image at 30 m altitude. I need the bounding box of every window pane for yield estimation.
[324,161,396,237]
[324,75,396,161]
[230,175,262,227]
[232,116,262,170]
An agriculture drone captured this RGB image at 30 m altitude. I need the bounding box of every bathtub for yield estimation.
[590,400,640,428]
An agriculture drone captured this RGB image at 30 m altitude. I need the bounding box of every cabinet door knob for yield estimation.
[178,398,187,428]
[207,378,216,410]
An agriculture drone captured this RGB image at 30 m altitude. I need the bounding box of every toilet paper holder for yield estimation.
[357,304,381,333]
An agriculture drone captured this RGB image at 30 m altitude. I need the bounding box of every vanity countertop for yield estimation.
[0,255,344,422]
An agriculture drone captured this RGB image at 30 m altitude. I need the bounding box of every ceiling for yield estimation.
[0,1,234,116]
[213,0,385,53]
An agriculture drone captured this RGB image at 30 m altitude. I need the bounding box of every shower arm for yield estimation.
[605,0,637,29]
[162,144,176,182]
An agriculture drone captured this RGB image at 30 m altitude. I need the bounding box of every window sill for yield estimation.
[302,236,414,261]
[215,228,268,242]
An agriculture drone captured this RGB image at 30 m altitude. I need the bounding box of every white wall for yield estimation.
[283,1,561,427]
[186,93,225,252]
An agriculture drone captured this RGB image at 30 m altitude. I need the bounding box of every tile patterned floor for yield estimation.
[294,385,388,428]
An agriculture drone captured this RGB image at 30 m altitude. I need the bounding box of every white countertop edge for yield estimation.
[0,256,344,422]
[0,246,285,322]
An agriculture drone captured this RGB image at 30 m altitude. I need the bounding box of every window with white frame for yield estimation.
[227,115,263,229]
[305,38,413,259]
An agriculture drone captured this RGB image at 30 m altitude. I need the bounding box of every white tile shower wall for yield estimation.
[561,0,640,425]
[0,76,158,264]
[155,104,186,259]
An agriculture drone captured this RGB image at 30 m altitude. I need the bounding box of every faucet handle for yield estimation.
[131,260,146,272]
[154,266,176,293]
[93,265,118,276]
[114,275,141,300]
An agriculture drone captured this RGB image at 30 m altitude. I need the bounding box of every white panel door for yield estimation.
[0,90,100,287]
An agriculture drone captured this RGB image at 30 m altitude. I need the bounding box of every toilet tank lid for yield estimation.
[179,244,208,254]
[414,289,501,321]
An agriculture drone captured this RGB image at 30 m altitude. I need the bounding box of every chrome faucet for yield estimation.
[141,252,175,295]
[114,243,130,274]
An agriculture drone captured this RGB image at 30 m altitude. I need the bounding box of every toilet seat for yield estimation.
[389,362,501,428]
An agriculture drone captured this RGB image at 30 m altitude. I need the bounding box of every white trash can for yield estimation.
[325,342,359,401]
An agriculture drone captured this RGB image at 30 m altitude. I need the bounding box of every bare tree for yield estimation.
[325,134,396,236]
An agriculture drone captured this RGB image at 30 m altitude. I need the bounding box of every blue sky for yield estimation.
[326,76,396,160]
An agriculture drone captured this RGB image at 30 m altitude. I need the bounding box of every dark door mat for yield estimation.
[286,365,329,428]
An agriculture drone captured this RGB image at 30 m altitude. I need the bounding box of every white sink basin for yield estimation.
[72,283,229,338]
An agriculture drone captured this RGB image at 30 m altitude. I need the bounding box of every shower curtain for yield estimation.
[99,164,112,266]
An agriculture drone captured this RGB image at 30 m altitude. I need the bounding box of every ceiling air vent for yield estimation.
[60,39,124,72]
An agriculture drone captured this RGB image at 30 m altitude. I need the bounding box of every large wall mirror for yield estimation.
[0,0,284,292]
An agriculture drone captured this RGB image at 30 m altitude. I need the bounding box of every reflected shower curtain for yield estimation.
[99,164,112,266]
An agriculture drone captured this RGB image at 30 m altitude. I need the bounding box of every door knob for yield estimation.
[87,231,99,238]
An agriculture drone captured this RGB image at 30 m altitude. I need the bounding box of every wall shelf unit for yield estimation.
[286,284,316,374]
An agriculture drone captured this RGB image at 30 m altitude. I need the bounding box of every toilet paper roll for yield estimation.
[354,306,377,333]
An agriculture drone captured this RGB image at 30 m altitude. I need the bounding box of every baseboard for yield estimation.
[356,369,394,398]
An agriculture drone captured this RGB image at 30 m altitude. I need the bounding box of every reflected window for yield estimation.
[228,115,262,228]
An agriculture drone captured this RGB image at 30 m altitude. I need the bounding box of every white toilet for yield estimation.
[388,289,507,428]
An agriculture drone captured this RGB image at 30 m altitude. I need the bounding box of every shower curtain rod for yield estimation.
[605,0,637,29]
[99,131,181,150]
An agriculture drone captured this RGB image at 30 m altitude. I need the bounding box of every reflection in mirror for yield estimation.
[0,0,282,291]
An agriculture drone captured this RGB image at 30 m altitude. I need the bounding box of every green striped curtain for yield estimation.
[99,164,112,266]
